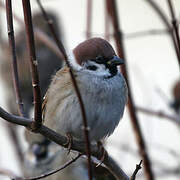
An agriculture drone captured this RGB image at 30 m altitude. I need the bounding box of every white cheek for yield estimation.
[68,51,82,71]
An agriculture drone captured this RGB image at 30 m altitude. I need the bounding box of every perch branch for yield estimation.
[21,0,42,129]
[0,106,129,180]
[106,0,154,179]
[36,0,93,179]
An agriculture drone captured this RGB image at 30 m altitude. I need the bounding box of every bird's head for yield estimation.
[73,38,124,78]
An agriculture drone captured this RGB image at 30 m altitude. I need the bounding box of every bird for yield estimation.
[42,37,128,143]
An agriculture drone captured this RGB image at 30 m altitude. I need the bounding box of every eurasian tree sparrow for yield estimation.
[42,37,128,143]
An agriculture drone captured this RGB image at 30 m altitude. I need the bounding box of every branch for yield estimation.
[130,160,143,180]
[0,106,129,179]
[136,106,180,125]
[167,0,180,55]
[21,0,42,129]
[0,1,63,61]
[86,0,92,39]
[104,1,110,41]
[36,0,93,179]
[14,154,82,180]
[0,168,19,179]
[5,0,25,117]
[146,0,180,70]
[106,0,154,179]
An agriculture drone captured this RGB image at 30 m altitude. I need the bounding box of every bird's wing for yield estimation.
[42,66,76,124]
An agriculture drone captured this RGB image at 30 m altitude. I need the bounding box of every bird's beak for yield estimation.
[107,56,124,66]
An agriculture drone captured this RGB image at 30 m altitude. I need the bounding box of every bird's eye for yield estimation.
[87,65,97,71]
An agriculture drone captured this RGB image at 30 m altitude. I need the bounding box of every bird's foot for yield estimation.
[63,133,73,155]
[96,141,108,167]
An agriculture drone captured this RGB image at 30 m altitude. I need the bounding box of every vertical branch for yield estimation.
[104,2,110,41]
[5,0,25,163]
[167,0,180,53]
[106,0,154,180]
[36,1,93,180]
[146,0,180,70]
[21,0,42,129]
[86,0,92,39]
[6,0,25,117]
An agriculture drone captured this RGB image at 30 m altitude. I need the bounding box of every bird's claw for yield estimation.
[96,141,107,167]
[63,133,73,155]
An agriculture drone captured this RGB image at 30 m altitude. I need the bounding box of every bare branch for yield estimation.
[146,0,180,71]
[167,0,180,55]
[106,0,154,179]
[130,160,143,180]
[0,106,129,179]
[0,168,19,179]
[21,0,42,129]
[36,0,93,179]
[14,154,82,180]
[86,0,92,39]
[5,0,25,117]
[136,106,180,125]
[104,1,110,41]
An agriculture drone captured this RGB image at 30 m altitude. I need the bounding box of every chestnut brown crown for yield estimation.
[73,38,116,65]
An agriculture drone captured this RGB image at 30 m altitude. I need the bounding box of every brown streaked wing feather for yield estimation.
[42,66,76,123]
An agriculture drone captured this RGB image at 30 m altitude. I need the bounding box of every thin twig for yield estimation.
[106,0,154,179]
[21,0,42,130]
[167,0,180,57]
[146,0,180,70]
[14,153,82,180]
[5,0,25,117]
[0,106,129,180]
[37,1,93,179]
[136,106,180,124]
[130,160,143,180]
[86,0,92,39]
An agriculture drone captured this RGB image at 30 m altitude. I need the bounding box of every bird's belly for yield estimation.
[54,94,123,142]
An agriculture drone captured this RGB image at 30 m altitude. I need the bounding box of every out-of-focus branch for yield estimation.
[125,29,169,39]
[136,106,180,125]
[104,1,110,41]
[167,0,180,57]
[0,106,129,180]
[106,0,154,179]
[0,168,19,179]
[36,0,93,179]
[15,154,82,180]
[146,0,180,70]
[0,1,63,60]
[22,0,42,129]
[86,0,92,39]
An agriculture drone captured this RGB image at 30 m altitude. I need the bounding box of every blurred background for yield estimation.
[0,0,180,179]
